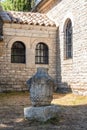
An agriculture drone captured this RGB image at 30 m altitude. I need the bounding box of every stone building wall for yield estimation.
[0,0,87,95]
[46,0,87,95]
[0,23,57,92]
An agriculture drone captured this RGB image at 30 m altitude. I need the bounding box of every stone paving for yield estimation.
[0,92,87,130]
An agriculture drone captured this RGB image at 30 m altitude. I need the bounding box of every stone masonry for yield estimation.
[34,0,87,95]
[0,0,87,95]
[46,0,87,95]
[0,22,57,92]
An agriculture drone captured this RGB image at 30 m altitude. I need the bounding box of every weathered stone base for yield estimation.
[24,105,60,122]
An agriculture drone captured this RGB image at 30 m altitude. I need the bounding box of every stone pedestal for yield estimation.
[24,105,60,122]
[24,67,60,122]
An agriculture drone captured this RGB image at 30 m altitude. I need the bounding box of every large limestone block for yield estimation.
[24,105,60,122]
[27,68,55,106]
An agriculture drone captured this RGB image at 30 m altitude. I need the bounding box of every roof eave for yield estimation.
[32,0,47,12]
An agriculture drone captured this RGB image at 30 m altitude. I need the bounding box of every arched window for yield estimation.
[64,19,72,59]
[35,43,48,64]
[11,41,26,63]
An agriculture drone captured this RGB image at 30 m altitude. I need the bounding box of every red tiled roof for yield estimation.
[0,11,56,27]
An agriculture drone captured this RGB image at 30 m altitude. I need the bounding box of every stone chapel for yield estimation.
[0,0,87,95]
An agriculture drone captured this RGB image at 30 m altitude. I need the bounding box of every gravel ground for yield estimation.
[0,91,87,130]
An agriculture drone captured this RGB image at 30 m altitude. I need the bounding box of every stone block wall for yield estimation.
[0,23,57,92]
[0,0,87,95]
[47,0,87,95]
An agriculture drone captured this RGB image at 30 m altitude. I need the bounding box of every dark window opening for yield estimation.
[65,19,72,59]
[11,41,26,63]
[35,43,48,64]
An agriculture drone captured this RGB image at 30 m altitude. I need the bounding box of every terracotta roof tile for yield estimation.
[3,11,56,27]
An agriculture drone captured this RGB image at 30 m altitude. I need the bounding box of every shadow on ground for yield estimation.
[0,91,87,130]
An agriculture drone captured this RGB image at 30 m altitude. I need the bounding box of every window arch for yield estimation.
[11,41,26,63]
[35,43,49,64]
[64,19,73,59]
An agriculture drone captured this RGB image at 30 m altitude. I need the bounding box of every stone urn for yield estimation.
[24,67,60,122]
[27,67,55,106]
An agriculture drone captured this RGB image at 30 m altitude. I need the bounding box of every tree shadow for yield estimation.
[1,104,87,130]
[0,93,87,130]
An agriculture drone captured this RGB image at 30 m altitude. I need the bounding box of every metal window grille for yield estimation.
[35,43,48,64]
[11,41,26,63]
[65,20,72,59]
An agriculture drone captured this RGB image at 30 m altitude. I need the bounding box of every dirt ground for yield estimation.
[0,91,87,130]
